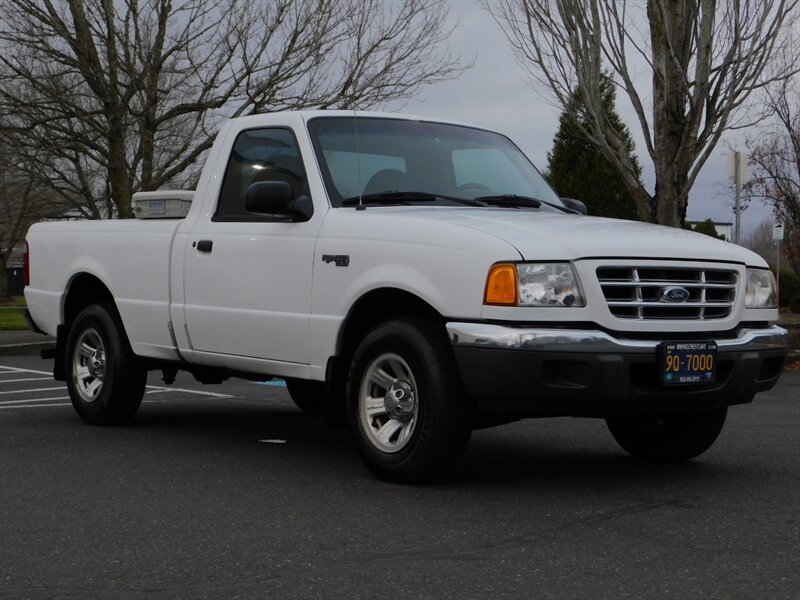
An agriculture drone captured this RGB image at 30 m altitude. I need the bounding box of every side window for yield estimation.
[215,128,310,220]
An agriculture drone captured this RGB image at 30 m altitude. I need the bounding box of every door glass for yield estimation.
[216,128,309,219]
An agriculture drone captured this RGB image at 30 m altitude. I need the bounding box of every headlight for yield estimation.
[745,268,777,308]
[485,262,585,307]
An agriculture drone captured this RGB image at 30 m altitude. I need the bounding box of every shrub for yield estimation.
[778,270,800,308]
[790,295,800,314]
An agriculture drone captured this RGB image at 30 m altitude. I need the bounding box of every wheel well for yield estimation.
[63,274,115,328]
[337,288,446,361]
[51,274,117,382]
[323,288,447,428]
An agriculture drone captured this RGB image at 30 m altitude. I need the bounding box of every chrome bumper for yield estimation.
[445,323,790,354]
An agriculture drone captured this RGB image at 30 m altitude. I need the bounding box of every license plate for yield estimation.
[660,342,717,385]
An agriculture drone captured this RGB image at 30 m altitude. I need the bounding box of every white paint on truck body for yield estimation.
[25,110,778,382]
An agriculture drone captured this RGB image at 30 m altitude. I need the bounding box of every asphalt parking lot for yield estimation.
[1,355,798,600]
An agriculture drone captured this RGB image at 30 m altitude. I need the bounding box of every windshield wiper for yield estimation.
[342,191,485,207]
[474,194,575,213]
[473,194,542,208]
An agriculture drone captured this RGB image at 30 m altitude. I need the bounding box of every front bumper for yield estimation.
[446,323,789,417]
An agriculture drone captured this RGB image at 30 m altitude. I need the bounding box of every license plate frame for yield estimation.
[659,341,718,385]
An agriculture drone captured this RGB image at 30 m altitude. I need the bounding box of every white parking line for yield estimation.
[0,387,65,395]
[0,364,235,416]
[0,365,51,375]
[0,396,70,405]
[0,403,71,410]
[145,385,233,398]
[0,398,175,410]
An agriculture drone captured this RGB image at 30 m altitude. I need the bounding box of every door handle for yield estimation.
[196,240,213,253]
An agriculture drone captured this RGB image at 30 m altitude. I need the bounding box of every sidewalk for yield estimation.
[0,330,55,356]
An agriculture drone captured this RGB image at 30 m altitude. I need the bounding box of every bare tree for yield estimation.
[0,0,464,218]
[745,78,800,275]
[742,219,779,267]
[0,137,69,297]
[484,0,800,226]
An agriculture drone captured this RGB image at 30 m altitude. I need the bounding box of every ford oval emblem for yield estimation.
[660,286,690,303]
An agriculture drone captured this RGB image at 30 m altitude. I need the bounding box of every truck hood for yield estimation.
[375,207,765,266]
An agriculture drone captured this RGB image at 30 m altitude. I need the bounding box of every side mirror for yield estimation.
[245,181,313,221]
[560,197,588,215]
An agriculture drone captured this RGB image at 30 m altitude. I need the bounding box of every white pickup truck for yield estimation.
[24,111,789,482]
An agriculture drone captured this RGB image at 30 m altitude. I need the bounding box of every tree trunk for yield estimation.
[653,182,688,227]
[140,120,155,192]
[0,246,15,299]
[107,113,132,218]
[0,257,8,299]
[648,0,696,227]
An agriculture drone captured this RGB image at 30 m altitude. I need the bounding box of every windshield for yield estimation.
[307,117,564,208]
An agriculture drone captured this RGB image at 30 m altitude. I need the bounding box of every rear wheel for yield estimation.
[606,407,728,461]
[65,303,147,425]
[347,318,472,483]
[285,378,326,414]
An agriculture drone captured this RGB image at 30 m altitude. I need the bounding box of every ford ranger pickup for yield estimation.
[24,111,790,482]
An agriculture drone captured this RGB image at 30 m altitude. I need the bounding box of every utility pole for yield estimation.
[734,151,741,244]
[728,151,747,244]
[774,221,784,304]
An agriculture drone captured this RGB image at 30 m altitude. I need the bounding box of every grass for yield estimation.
[0,296,28,330]
[0,308,27,330]
[0,295,25,306]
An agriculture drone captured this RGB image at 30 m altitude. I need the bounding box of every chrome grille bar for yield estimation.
[598,281,735,289]
[596,266,738,320]
[605,301,733,308]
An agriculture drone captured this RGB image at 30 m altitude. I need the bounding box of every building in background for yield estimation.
[686,220,733,242]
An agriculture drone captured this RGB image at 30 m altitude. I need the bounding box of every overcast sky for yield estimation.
[388,0,776,237]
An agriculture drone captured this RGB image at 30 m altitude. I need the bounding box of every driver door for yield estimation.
[182,127,318,364]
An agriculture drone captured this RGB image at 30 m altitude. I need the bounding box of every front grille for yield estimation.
[596,266,737,320]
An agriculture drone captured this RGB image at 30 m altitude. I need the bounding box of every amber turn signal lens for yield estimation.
[484,264,518,305]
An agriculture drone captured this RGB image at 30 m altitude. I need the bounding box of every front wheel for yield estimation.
[347,318,472,483]
[65,303,147,425]
[606,407,728,461]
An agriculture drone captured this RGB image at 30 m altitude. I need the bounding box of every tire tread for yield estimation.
[65,303,146,425]
[347,317,471,483]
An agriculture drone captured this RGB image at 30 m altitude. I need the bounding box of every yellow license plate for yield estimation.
[660,342,717,385]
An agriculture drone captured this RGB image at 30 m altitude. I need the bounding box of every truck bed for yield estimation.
[26,219,183,360]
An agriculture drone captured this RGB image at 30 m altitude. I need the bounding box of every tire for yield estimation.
[65,303,147,425]
[285,378,326,414]
[606,407,728,461]
[346,318,472,483]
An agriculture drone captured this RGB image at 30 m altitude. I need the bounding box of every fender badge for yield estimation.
[322,254,350,267]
